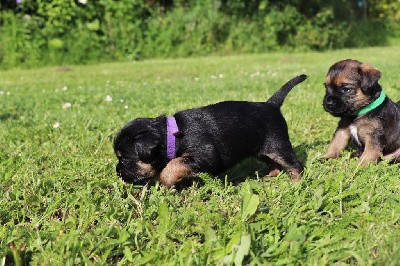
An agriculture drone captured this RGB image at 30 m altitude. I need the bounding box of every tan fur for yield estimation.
[327,71,369,111]
[352,119,383,164]
[137,161,156,177]
[323,127,351,159]
[159,157,193,188]
[266,154,302,182]
[266,168,281,177]
[360,63,381,80]
[353,89,370,110]
[329,75,353,87]
[265,161,281,177]
[325,75,331,85]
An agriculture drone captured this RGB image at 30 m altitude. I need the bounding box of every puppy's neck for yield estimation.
[166,116,179,160]
[356,90,386,116]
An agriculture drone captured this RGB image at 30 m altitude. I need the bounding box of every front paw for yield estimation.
[321,152,339,160]
[359,154,379,166]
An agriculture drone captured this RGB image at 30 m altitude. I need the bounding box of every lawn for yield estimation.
[1,47,400,265]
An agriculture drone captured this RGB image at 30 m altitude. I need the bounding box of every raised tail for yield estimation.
[267,74,308,107]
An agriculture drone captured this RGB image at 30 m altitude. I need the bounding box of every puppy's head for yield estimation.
[323,59,381,117]
[113,116,166,184]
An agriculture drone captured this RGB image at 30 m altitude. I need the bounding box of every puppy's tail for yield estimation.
[267,74,308,107]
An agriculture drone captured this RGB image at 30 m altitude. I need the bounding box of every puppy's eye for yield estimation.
[120,158,132,165]
[340,86,353,93]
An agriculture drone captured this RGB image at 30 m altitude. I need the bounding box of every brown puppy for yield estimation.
[322,59,400,164]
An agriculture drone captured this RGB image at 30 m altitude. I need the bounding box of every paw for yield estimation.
[266,168,281,177]
[359,155,379,166]
[321,152,339,160]
[289,169,303,184]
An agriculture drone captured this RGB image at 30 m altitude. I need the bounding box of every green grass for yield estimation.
[1,47,400,265]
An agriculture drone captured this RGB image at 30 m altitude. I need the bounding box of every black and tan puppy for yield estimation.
[323,59,400,164]
[114,74,307,188]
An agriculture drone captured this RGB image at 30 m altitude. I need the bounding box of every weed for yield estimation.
[1,47,400,264]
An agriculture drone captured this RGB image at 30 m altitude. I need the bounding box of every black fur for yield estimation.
[114,74,308,187]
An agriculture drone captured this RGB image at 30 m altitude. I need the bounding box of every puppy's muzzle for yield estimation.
[323,95,338,114]
[324,96,335,110]
[323,95,349,116]
[116,161,155,185]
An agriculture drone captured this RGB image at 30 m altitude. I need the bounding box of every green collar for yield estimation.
[356,91,386,116]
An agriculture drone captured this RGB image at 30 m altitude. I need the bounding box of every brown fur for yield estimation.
[323,126,351,159]
[323,59,400,165]
[137,161,157,177]
[353,118,383,164]
[354,89,371,110]
[265,153,302,182]
[159,157,193,188]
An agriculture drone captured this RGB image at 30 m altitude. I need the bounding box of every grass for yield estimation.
[1,47,400,265]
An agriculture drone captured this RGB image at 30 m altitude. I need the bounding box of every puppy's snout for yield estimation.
[325,96,335,107]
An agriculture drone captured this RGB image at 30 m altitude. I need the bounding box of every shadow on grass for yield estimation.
[128,140,328,190]
[214,140,327,185]
[0,113,19,121]
[294,140,327,164]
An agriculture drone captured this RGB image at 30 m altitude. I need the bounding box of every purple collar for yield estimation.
[166,116,179,160]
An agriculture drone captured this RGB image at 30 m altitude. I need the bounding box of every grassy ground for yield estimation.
[1,47,400,265]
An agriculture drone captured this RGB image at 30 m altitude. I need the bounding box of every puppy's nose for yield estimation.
[325,96,335,107]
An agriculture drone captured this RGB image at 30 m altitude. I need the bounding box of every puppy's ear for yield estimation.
[135,138,160,161]
[359,63,381,90]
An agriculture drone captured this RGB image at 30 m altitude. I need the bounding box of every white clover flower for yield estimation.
[124,105,128,109]
[250,71,261,78]
[62,86,68,91]
[62,102,72,109]
[53,122,60,128]
[218,74,224,79]
[105,95,112,102]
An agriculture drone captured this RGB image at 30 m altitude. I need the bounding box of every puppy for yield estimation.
[323,59,400,164]
[114,74,307,187]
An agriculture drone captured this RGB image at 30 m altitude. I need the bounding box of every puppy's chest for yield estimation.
[349,124,362,146]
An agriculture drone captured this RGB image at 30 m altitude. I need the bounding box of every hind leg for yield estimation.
[259,156,282,177]
[259,142,304,183]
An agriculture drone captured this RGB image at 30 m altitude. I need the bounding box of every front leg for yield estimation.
[159,156,194,188]
[160,144,221,188]
[358,125,383,165]
[323,127,351,159]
